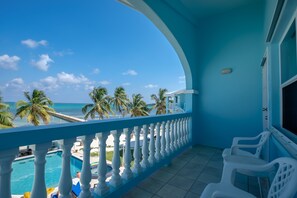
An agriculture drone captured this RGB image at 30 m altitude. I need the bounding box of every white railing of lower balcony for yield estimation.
[0,112,192,198]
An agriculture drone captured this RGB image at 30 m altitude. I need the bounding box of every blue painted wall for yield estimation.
[193,2,265,148]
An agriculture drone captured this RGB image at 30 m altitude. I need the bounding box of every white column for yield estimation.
[176,119,181,149]
[122,128,133,180]
[170,120,176,152]
[133,126,142,174]
[160,121,166,158]
[109,130,122,188]
[140,125,149,169]
[165,121,171,156]
[79,135,94,198]
[95,132,109,196]
[181,118,186,146]
[0,148,18,198]
[30,143,51,198]
[58,138,76,198]
[148,123,156,165]
[155,123,161,162]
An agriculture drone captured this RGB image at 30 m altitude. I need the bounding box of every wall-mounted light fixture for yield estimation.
[221,68,233,75]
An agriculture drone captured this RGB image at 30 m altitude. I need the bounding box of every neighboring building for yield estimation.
[165,89,198,113]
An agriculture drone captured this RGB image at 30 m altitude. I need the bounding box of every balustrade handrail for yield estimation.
[0,112,192,151]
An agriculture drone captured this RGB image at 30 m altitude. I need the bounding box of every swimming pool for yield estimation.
[12,151,82,194]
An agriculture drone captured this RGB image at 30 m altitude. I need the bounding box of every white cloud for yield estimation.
[21,39,48,48]
[178,75,185,84]
[99,80,111,85]
[40,76,59,90]
[32,54,53,71]
[57,72,89,84]
[145,84,158,88]
[0,54,20,70]
[92,68,100,74]
[122,69,138,76]
[5,78,25,90]
[122,82,131,86]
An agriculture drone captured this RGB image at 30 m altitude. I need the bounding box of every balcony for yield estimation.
[0,112,192,198]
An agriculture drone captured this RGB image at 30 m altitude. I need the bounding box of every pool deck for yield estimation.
[122,145,261,198]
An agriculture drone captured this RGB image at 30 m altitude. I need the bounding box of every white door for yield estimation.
[262,55,269,130]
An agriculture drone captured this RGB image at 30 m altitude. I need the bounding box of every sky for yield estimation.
[0,0,185,103]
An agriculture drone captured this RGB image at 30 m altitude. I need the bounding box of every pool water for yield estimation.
[11,151,82,195]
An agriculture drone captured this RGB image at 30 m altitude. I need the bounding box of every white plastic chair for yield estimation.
[201,157,297,198]
[222,131,271,159]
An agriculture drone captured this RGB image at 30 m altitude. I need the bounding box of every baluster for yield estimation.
[148,123,156,165]
[185,117,189,144]
[160,121,166,158]
[95,132,109,196]
[170,120,176,152]
[122,128,133,180]
[0,148,18,198]
[140,125,150,169]
[181,118,186,146]
[133,126,142,174]
[188,117,192,143]
[165,121,171,156]
[58,138,75,198]
[31,143,51,198]
[176,119,181,149]
[79,135,94,198]
[155,123,161,162]
[110,130,122,188]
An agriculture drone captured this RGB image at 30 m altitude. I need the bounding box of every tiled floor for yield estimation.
[122,145,224,198]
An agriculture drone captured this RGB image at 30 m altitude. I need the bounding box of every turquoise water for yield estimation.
[12,151,82,194]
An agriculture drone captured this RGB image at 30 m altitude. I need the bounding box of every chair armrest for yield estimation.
[232,135,261,145]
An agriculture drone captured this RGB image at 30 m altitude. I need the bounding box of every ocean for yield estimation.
[7,102,155,127]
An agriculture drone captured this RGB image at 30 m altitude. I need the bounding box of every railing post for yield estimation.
[155,122,161,162]
[148,123,156,165]
[0,148,18,198]
[165,121,171,156]
[187,117,191,144]
[160,121,166,158]
[173,120,178,150]
[133,126,142,174]
[140,125,150,169]
[176,119,181,149]
[170,120,175,152]
[79,135,94,198]
[95,132,109,196]
[110,130,122,188]
[181,118,186,146]
[58,138,76,198]
[122,128,133,180]
[30,142,51,198]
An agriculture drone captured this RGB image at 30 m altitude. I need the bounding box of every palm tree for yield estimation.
[82,87,112,120]
[151,88,168,115]
[129,94,150,117]
[111,87,129,117]
[15,89,55,126]
[0,95,14,129]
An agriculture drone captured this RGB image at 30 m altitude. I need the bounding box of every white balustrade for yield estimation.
[141,125,150,169]
[58,138,76,198]
[122,128,133,180]
[0,113,191,198]
[160,121,166,158]
[79,135,94,198]
[30,143,51,198]
[155,122,161,162]
[165,121,171,156]
[0,148,18,198]
[148,123,156,165]
[110,130,122,188]
[133,126,142,174]
[95,132,109,196]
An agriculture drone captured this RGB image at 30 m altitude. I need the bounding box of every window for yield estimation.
[281,19,297,134]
